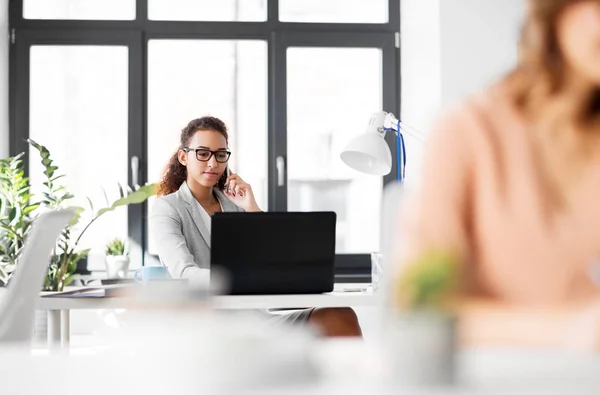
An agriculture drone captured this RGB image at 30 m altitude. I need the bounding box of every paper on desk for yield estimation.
[40,284,132,298]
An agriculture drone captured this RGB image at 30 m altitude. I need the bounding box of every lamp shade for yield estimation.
[340,131,392,175]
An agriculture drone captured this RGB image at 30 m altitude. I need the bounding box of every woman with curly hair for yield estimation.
[150,116,362,337]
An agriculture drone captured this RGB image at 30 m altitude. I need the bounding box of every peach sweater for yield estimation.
[404,83,600,306]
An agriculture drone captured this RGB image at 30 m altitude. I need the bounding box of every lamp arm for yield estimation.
[383,112,426,142]
[382,112,400,131]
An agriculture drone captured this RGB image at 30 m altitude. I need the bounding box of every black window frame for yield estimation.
[9,0,401,283]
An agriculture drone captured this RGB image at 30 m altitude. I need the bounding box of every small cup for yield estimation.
[134,266,170,283]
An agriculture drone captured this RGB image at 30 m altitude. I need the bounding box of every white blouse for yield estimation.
[195,198,223,235]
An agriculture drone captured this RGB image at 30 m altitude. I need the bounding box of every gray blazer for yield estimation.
[149,181,243,279]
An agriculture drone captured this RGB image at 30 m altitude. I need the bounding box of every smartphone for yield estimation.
[222,166,230,192]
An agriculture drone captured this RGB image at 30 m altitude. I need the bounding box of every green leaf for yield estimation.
[74,248,91,260]
[86,197,94,213]
[67,258,77,272]
[101,187,110,207]
[23,203,40,216]
[106,238,127,256]
[50,174,65,183]
[96,183,156,218]
[62,273,76,288]
[69,207,85,227]
[41,192,56,203]
[11,152,24,162]
[0,223,21,241]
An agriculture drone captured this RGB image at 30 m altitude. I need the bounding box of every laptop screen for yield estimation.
[210,211,336,294]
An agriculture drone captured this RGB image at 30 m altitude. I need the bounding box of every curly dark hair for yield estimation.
[156,116,229,196]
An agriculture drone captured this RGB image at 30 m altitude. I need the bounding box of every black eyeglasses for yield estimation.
[182,148,231,163]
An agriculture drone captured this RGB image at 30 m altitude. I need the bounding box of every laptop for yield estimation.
[210,212,336,295]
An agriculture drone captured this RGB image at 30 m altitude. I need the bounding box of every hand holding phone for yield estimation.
[225,167,231,193]
[222,170,261,212]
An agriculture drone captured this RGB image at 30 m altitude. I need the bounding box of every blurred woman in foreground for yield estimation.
[403,0,600,349]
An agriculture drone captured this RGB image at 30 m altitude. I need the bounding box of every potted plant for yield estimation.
[105,238,129,279]
[26,138,156,291]
[29,139,156,291]
[1,142,156,342]
[386,250,461,387]
[0,153,40,286]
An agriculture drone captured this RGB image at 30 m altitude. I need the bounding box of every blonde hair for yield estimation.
[506,0,600,124]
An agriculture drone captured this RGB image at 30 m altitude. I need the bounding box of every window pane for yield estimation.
[24,0,135,20]
[149,0,267,21]
[287,47,382,254]
[29,46,130,270]
[147,40,267,255]
[279,0,388,23]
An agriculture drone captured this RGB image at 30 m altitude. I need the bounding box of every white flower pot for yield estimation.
[385,311,457,387]
[105,255,130,279]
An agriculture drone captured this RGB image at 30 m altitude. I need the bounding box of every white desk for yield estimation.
[37,289,380,349]
[5,340,600,394]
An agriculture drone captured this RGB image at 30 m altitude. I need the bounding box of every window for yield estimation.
[279,0,388,23]
[148,0,267,21]
[24,0,136,20]
[10,0,400,282]
[147,39,267,254]
[286,47,382,253]
[28,46,130,270]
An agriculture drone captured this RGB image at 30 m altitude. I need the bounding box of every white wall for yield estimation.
[400,0,441,134]
[0,0,8,158]
[439,0,524,108]
[401,0,525,129]
[399,0,524,185]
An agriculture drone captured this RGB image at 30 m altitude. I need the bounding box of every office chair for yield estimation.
[0,208,75,343]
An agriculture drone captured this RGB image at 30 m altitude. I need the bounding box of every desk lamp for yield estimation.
[340,111,407,181]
